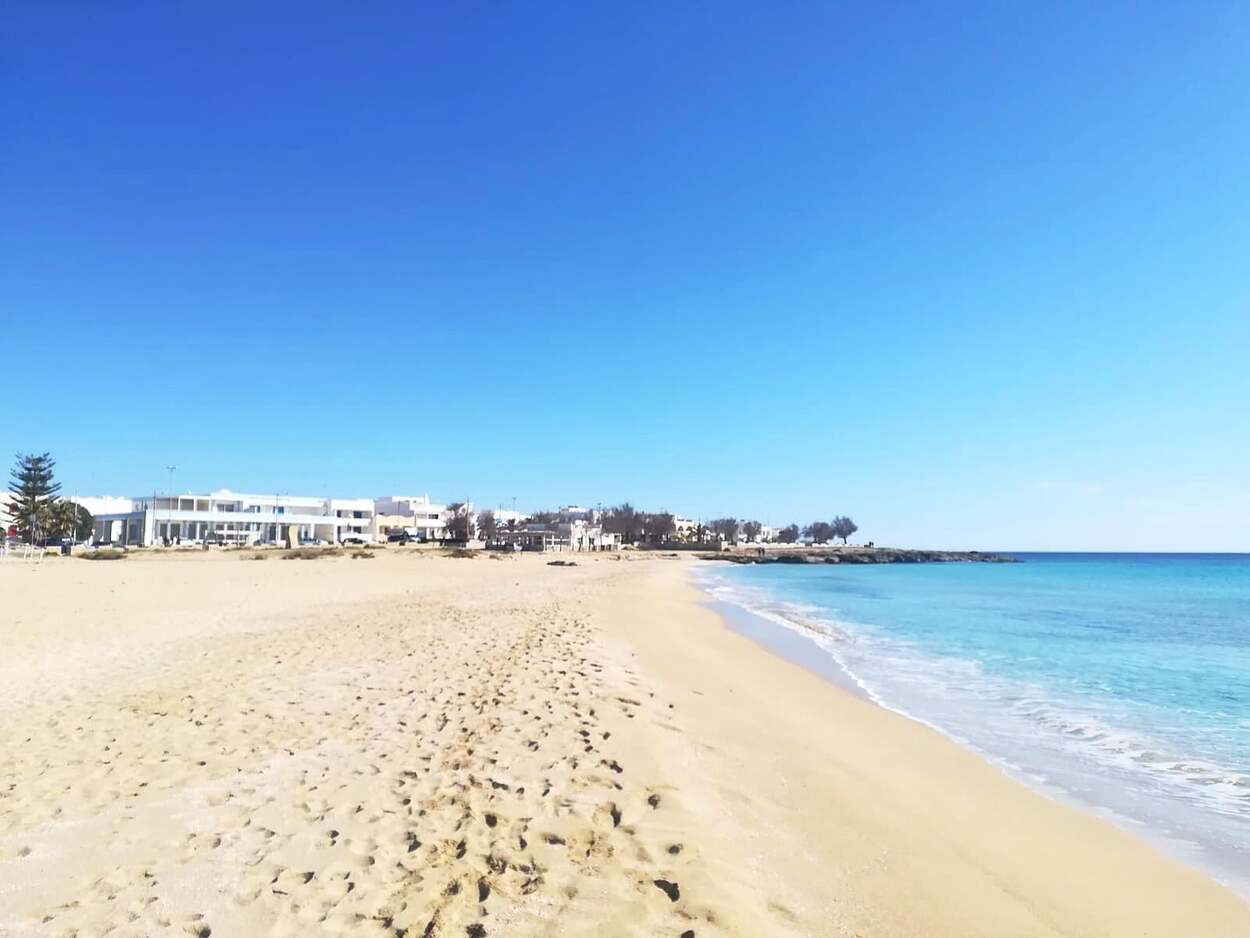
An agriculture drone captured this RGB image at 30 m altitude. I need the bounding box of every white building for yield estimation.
[491,508,528,527]
[496,519,620,552]
[673,516,699,541]
[374,495,447,541]
[73,495,135,518]
[84,489,376,546]
[557,505,597,522]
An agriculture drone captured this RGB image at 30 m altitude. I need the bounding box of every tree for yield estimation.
[49,500,93,541]
[777,523,800,544]
[9,452,61,542]
[444,503,472,541]
[603,503,642,543]
[832,515,858,545]
[478,510,498,542]
[741,520,763,542]
[803,520,834,544]
[645,512,675,542]
[708,517,739,542]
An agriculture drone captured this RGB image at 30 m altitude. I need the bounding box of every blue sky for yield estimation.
[3,2,1248,550]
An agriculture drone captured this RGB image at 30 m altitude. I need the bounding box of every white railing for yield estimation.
[1,542,46,562]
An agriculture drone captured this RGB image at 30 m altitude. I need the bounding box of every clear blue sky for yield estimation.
[3,2,1248,550]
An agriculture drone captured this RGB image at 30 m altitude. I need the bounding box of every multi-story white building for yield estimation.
[83,489,376,546]
[374,495,447,541]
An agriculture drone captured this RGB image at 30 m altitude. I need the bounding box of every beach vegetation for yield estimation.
[645,512,675,541]
[8,452,61,542]
[281,547,342,559]
[477,510,498,541]
[708,517,740,543]
[602,503,642,542]
[6,453,93,544]
[444,503,473,540]
[832,516,859,544]
[800,518,860,545]
[777,524,800,544]
[804,521,834,543]
[81,548,126,560]
[52,500,93,542]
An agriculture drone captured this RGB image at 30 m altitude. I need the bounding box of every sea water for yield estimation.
[695,553,1250,894]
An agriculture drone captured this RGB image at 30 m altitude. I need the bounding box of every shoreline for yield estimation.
[1,551,1246,936]
[703,597,871,700]
[608,557,1249,934]
[692,562,1249,900]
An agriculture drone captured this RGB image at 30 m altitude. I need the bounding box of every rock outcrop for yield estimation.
[701,547,1016,565]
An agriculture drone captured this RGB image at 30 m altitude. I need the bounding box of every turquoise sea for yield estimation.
[695,553,1250,894]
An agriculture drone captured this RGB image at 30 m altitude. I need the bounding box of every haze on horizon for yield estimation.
[3,2,1247,553]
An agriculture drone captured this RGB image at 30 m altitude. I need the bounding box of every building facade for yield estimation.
[83,490,377,546]
[374,495,447,541]
[495,520,620,552]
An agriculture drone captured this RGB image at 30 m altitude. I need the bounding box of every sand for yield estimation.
[0,550,1246,937]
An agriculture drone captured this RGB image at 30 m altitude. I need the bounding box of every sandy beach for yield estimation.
[1,550,1246,937]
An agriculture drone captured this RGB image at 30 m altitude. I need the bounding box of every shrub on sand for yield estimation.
[281,547,342,560]
[81,549,126,561]
[351,550,373,559]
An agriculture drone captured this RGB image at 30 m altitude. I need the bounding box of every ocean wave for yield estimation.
[695,567,1250,829]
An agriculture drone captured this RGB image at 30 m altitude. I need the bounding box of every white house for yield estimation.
[374,495,447,541]
[673,516,699,540]
[83,489,376,546]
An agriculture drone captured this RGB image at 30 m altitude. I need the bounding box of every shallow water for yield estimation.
[695,553,1250,895]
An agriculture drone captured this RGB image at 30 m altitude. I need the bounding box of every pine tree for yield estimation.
[9,452,61,542]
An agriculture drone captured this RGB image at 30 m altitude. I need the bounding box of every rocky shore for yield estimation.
[701,547,1017,565]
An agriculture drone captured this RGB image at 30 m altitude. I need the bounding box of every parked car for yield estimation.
[387,531,420,544]
[340,534,369,545]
